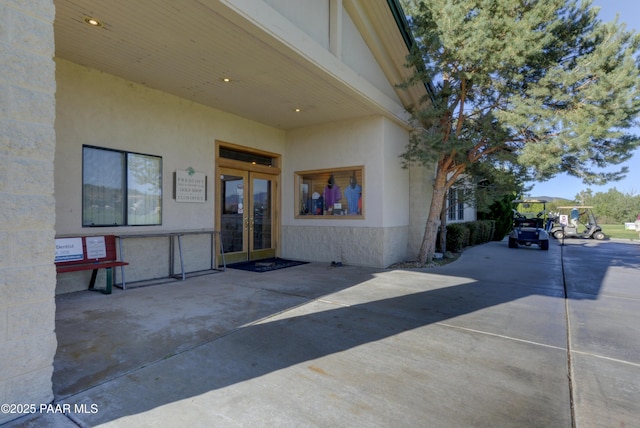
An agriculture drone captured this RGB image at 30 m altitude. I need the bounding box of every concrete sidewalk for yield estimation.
[5,238,640,427]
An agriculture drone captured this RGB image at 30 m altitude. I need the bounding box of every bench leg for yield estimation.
[88,268,112,295]
[104,267,113,295]
[89,269,98,290]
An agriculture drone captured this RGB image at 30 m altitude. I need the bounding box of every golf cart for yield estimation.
[548,206,605,240]
[508,199,550,250]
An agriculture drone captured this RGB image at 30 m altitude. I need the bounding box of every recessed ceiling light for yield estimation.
[221,77,231,83]
[294,108,302,112]
[83,16,103,27]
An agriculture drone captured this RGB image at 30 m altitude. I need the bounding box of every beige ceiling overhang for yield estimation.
[53,0,426,130]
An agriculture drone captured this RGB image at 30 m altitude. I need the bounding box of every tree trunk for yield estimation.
[439,191,448,255]
[417,170,448,265]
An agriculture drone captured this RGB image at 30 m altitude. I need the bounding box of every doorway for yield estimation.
[216,142,280,265]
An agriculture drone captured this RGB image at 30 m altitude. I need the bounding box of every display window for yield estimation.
[295,166,363,218]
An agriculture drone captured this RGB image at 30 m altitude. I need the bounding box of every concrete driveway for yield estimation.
[5,238,640,427]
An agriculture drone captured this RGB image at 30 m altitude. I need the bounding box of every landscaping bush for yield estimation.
[445,223,469,252]
[442,220,496,252]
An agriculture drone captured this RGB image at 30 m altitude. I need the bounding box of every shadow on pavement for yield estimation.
[45,238,640,426]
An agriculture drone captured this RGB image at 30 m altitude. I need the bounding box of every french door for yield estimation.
[218,167,276,264]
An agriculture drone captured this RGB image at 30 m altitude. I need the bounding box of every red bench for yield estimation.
[55,235,128,294]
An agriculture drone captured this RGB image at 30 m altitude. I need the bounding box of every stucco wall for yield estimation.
[222,0,408,126]
[54,59,286,291]
[55,59,285,235]
[381,117,411,227]
[341,3,400,102]
[0,0,58,423]
[261,0,400,104]
[264,0,330,49]
[281,116,411,266]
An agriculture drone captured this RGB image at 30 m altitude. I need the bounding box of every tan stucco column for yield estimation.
[0,0,58,423]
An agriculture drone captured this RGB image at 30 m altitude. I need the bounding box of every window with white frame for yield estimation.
[447,188,465,221]
[83,146,162,226]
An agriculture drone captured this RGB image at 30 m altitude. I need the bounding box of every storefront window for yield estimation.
[295,167,363,218]
[83,146,162,226]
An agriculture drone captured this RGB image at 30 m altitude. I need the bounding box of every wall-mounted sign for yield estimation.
[55,238,84,262]
[175,169,206,203]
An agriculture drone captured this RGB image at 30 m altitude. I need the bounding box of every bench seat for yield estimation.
[55,235,128,294]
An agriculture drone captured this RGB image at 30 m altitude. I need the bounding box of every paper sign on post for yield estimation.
[559,215,568,226]
[86,236,107,259]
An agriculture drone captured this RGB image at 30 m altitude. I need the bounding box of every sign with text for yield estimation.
[175,170,206,203]
[559,214,568,226]
[86,236,106,259]
[55,238,83,262]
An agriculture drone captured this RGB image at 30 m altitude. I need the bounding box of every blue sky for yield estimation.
[527,0,640,200]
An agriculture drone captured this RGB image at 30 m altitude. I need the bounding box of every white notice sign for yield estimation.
[86,236,107,259]
[176,170,206,202]
[55,238,84,262]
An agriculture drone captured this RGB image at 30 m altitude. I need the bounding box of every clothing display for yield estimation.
[344,183,361,214]
[324,175,342,211]
[324,184,341,209]
[296,169,363,217]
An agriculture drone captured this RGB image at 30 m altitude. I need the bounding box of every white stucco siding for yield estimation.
[54,59,285,236]
[283,116,386,227]
[341,6,401,102]
[281,116,411,267]
[261,0,404,107]
[220,0,410,126]
[264,0,330,49]
[381,117,410,227]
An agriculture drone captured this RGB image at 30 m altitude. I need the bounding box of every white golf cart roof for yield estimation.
[512,199,548,204]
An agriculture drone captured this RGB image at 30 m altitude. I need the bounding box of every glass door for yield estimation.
[250,172,275,260]
[219,167,276,263]
[219,168,247,264]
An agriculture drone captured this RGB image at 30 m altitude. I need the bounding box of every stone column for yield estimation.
[0,0,58,423]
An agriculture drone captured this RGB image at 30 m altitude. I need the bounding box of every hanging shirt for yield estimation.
[324,185,342,209]
[344,184,362,214]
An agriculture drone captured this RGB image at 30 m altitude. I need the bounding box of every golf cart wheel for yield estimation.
[508,238,517,248]
[553,230,564,239]
[593,231,605,240]
[540,240,549,251]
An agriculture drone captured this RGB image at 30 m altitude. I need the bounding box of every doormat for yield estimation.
[226,258,309,273]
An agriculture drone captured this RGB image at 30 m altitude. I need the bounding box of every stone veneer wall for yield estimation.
[281,225,409,268]
[0,0,58,423]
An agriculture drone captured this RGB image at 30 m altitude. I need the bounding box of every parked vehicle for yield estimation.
[508,199,550,250]
[548,206,605,240]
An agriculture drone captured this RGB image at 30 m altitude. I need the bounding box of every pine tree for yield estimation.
[400,0,640,264]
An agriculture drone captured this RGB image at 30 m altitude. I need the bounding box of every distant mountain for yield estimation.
[529,196,573,202]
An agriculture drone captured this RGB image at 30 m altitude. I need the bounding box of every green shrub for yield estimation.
[446,223,470,252]
[478,220,496,242]
[443,220,496,252]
